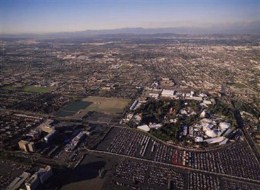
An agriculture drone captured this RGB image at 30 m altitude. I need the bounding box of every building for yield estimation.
[182,126,188,136]
[25,166,53,190]
[200,110,207,118]
[44,130,57,144]
[160,78,175,88]
[149,93,159,99]
[149,123,162,129]
[37,165,53,184]
[26,130,41,140]
[223,128,234,137]
[185,96,203,101]
[7,172,31,190]
[219,122,231,132]
[161,89,175,98]
[203,100,212,105]
[64,131,86,152]
[25,174,40,190]
[219,138,228,145]
[28,142,36,152]
[18,140,29,152]
[137,125,150,132]
[39,119,54,133]
[205,129,218,138]
[204,137,226,144]
[130,100,138,111]
[195,137,203,142]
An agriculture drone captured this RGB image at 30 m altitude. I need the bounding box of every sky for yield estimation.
[0,0,259,34]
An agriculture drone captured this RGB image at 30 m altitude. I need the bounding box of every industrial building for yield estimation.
[64,131,86,152]
[44,130,57,144]
[25,166,53,190]
[18,140,30,152]
[39,119,54,133]
[25,174,40,190]
[18,119,57,153]
[7,172,31,190]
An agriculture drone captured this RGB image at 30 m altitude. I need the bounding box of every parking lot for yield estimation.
[96,127,260,181]
[110,159,186,190]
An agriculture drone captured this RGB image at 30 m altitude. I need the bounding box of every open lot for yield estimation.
[1,86,18,91]
[22,86,51,93]
[83,96,131,115]
[56,96,130,118]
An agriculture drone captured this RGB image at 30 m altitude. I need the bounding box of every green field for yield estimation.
[56,101,90,117]
[83,96,131,114]
[56,96,131,118]
[22,86,50,93]
[1,86,17,91]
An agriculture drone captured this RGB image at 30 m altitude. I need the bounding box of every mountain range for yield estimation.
[1,21,260,39]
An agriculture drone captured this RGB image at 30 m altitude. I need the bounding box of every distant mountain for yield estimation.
[1,21,260,39]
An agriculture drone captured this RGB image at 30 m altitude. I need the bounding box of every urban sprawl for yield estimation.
[0,34,259,190]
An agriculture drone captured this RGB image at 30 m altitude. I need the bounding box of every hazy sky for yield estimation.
[0,0,259,34]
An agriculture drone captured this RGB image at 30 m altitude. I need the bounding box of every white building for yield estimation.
[149,123,162,129]
[200,110,207,118]
[137,125,150,132]
[205,129,218,138]
[204,137,226,144]
[186,96,203,101]
[203,100,212,105]
[161,89,175,98]
[195,137,203,142]
[130,100,138,111]
[149,93,159,99]
[219,122,231,132]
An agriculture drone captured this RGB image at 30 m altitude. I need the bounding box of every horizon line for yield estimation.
[1,23,260,36]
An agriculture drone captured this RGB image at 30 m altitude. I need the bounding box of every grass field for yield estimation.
[83,96,131,114]
[1,86,17,91]
[22,86,50,93]
[56,101,90,117]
